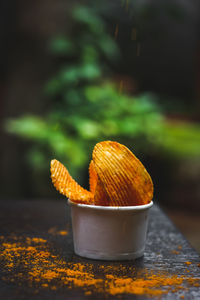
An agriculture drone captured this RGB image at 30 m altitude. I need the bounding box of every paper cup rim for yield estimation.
[68,199,153,211]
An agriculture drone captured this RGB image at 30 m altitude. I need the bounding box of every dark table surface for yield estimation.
[0,200,199,300]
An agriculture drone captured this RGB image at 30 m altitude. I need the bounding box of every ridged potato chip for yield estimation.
[94,176,110,206]
[92,141,153,206]
[89,160,98,194]
[89,160,110,205]
[51,159,94,204]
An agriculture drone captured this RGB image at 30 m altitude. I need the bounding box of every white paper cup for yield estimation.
[68,199,153,261]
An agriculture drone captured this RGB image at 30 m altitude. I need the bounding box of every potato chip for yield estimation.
[94,176,110,206]
[89,160,110,205]
[89,160,98,194]
[92,141,153,206]
[50,159,94,204]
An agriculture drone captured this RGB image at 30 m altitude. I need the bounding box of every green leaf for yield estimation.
[73,6,104,34]
[80,63,101,80]
[98,36,120,60]
[81,45,99,63]
[5,116,48,141]
[48,37,74,55]
[162,123,200,158]
[45,79,62,96]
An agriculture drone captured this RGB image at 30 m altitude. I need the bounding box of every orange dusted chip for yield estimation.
[50,159,94,204]
[89,160,110,205]
[94,177,110,206]
[89,160,98,194]
[92,141,153,206]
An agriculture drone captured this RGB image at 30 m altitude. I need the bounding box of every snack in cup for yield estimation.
[50,141,153,206]
[50,141,153,260]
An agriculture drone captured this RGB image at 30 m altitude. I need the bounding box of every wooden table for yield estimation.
[0,200,199,299]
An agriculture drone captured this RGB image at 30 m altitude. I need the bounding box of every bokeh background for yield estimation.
[0,0,200,251]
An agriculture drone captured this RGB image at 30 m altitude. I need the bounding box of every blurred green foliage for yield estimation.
[4,5,200,186]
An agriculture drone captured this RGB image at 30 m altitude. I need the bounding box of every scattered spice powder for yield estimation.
[31,238,47,243]
[57,230,68,236]
[0,235,199,298]
[171,250,180,255]
[48,227,68,236]
[184,262,192,266]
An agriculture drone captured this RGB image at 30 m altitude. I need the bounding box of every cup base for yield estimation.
[74,247,144,261]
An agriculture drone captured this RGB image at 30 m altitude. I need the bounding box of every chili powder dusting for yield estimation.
[0,235,199,297]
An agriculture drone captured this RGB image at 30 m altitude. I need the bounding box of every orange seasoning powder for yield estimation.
[0,235,199,297]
